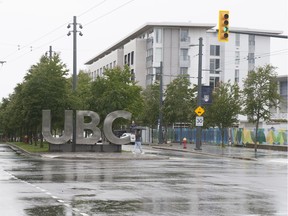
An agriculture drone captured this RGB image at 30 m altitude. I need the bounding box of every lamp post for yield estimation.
[67,16,83,152]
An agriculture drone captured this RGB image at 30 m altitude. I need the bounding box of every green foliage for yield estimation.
[0,54,70,142]
[163,75,196,125]
[12,142,49,152]
[243,64,280,123]
[206,81,241,128]
[89,66,143,127]
[242,64,281,150]
[205,81,242,145]
[66,70,92,110]
[140,83,160,126]
[21,54,69,131]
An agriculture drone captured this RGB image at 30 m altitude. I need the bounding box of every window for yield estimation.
[235,51,240,65]
[180,28,189,42]
[180,49,189,60]
[235,34,240,46]
[124,55,127,65]
[210,45,220,56]
[155,48,162,62]
[131,51,134,65]
[210,77,220,88]
[147,48,153,57]
[131,69,135,81]
[280,81,287,97]
[180,67,188,75]
[155,28,162,43]
[210,59,220,73]
[127,53,130,66]
[235,69,239,83]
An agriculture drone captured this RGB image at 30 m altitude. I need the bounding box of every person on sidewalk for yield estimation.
[133,128,144,154]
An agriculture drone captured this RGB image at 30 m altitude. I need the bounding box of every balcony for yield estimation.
[180,55,190,67]
[180,37,190,47]
[146,38,153,50]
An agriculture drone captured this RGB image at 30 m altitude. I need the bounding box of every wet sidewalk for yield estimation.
[150,142,288,161]
[7,142,288,161]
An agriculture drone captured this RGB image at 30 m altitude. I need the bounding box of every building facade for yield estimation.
[85,22,287,127]
[85,22,283,89]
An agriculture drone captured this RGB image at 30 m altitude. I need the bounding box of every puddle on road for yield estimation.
[25,205,65,216]
[73,199,141,215]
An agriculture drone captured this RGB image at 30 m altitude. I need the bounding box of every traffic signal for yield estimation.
[218,10,229,42]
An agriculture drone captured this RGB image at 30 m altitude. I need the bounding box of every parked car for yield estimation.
[120,132,135,144]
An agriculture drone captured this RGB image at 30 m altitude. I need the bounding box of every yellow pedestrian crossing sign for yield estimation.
[195,106,205,116]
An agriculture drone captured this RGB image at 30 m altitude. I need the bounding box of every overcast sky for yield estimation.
[0,0,287,99]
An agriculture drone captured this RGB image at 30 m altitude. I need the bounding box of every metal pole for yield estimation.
[158,61,163,144]
[72,16,77,152]
[195,37,203,150]
[49,46,53,59]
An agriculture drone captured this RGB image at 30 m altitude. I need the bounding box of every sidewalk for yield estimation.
[7,142,288,161]
[150,142,288,161]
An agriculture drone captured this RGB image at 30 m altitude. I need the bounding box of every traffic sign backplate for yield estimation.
[195,106,205,116]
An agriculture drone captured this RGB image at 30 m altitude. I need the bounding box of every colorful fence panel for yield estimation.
[153,127,288,145]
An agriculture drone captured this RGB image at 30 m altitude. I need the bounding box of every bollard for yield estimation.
[183,137,187,149]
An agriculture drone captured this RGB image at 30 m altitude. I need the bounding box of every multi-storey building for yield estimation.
[85,22,284,90]
[85,22,287,127]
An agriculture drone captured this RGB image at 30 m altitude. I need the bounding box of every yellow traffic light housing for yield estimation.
[218,10,229,42]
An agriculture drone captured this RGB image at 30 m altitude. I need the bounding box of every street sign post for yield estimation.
[196,116,204,126]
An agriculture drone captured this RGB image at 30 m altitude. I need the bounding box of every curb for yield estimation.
[8,143,41,157]
[6,143,169,161]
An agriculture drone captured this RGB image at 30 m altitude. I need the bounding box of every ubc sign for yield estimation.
[42,110,131,145]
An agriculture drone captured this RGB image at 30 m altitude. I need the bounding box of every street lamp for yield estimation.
[67,16,83,152]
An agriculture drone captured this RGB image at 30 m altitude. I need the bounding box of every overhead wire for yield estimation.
[1,0,135,63]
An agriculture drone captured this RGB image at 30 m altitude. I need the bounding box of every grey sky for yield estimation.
[0,0,287,99]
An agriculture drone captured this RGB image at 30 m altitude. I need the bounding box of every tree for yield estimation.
[242,64,281,152]
[89,66,143,129]
[205,81,242,147]
[66,70,92,110]
[139,83,160,127]
[21,54,69,145]
[0,84,27,141]
[163,75,196,141]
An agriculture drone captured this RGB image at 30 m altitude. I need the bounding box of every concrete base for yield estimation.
[49,143,122,152]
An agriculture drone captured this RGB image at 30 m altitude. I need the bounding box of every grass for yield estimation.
[11,142,49,153]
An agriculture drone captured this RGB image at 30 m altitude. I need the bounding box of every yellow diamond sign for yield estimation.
[195,106,205,116]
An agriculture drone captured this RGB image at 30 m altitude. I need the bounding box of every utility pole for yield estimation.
[67,16,83,152]
[195,37,203,150]
[158,61,163,144]
[45,46,55,59]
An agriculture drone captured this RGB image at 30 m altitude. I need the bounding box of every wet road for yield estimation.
[0,144,287,216]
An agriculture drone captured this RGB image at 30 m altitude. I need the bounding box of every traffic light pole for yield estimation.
[158,61,163,144]
[195,37,203,150]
